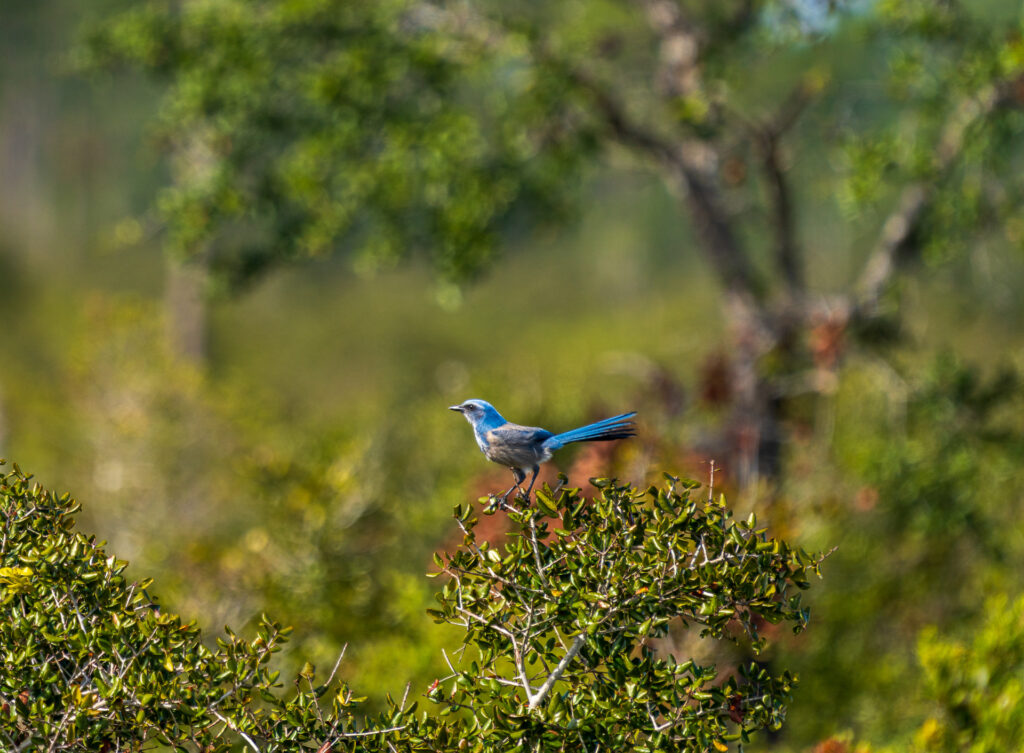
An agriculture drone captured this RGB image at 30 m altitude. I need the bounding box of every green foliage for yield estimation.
[16,0,1024,749]
[428,475,823,750]
[912,593,1024,753]
[839,0,1024,265]
[40,299,467,696]
[0,460,373,751]
[75,0,1024,299]
[848,354,1021,548]
[780,354,1024,745]
[785,592,1024,753]
[74,0,595,289]
[3,280,698,709]
[0,460,823,750]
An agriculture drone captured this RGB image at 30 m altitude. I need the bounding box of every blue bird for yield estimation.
[449,399,637,501]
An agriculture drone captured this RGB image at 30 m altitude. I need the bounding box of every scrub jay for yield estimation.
[449,399,636,501]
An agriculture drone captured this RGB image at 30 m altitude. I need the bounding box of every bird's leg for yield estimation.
[498,468,526,509]
[522,466,540,502]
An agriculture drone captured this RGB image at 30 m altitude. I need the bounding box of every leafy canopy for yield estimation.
[76,0,1024,307]
[76,0,594,289]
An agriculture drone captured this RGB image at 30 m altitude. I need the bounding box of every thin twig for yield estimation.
[212,712,261,753]
[324,644,348,686]
[456,607,515,638]
[336,725,408,739]
[528,515,549,588]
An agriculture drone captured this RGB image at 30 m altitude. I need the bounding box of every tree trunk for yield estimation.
[0,380,7,459]
[728,344,783,489]
[165,259,208,364]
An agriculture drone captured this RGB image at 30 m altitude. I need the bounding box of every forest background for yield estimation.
[4,0,1024,750]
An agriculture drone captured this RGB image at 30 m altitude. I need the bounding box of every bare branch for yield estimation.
[515,639,535,704]
[636,0,703,99]
[528,516,549,588]
[527,633,587,711]
[853,184,930,319]
[319,725,411,748]
[751,84,816,295]
[441,647,457,676]
[336,725,408,739]
[561,64,764,312]
[211,712,262,753]
[854,81,1013,319]
[762,138,800,292]
[456,606,515,638]
[324,644,348,687]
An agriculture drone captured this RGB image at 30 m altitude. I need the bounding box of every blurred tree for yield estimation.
[777,354,1024,744]
[911,593,1024,753]
[75,0,1024,484]
[24,297,468,695]
[812,592,1024,753]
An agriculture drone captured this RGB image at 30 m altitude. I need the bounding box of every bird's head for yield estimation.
[449,399,504,430]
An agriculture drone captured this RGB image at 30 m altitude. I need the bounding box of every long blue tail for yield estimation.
[545,412,637,450]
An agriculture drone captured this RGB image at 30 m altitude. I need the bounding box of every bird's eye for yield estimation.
[464,404,475,411]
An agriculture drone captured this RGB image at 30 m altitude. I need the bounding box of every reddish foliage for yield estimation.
[812,738,849,753]
[727,694,744,724]
[809,314,847,371]
[855,486,879,512]
[698,352,732,408]
[722,156,748,187]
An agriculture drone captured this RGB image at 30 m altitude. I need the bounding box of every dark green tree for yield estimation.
[76,0,1024,482]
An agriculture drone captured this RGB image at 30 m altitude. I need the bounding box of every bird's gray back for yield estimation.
[482,423,554,468]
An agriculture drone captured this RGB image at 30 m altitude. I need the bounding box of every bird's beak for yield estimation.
[448,405,463,412]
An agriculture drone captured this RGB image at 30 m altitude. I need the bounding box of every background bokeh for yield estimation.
[4,1,1024,750]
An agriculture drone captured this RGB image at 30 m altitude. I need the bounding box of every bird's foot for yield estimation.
[481,491,524,516]
[484,491,520,514]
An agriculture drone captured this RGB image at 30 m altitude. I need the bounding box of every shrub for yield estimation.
[912,593,1024,753]
[0,462,823,751]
